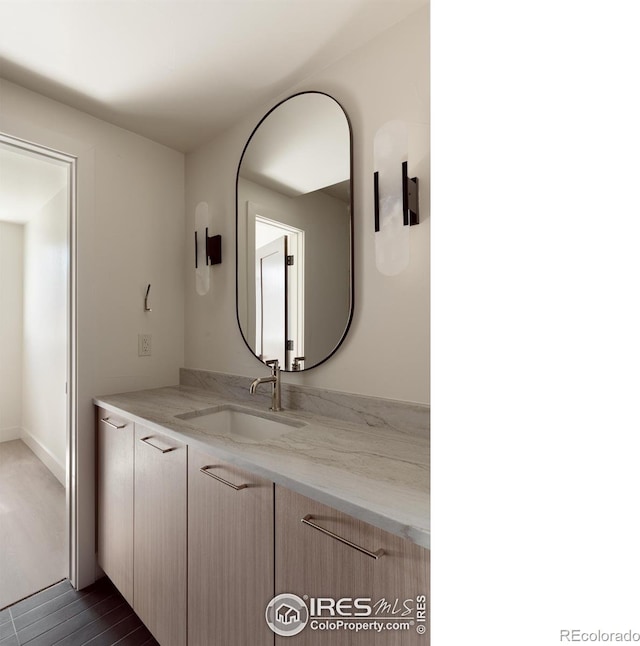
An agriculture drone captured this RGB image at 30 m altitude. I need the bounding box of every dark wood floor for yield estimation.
[0,578,159,646]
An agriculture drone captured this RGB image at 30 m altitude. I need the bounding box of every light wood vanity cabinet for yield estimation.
[188,448,274,646]
[275,486,430,646]
[96,407,429,646]
[96,408,134,607]
[134,426,187,646]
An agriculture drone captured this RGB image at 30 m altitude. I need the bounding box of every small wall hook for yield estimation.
[144,284,152,312]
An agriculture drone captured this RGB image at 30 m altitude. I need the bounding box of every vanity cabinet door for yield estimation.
[274,486,430,646]
[96,408,134,606]
[134,426,187,646]
[188,448,274,646]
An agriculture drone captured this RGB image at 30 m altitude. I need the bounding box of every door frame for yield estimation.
[0,131,78,587]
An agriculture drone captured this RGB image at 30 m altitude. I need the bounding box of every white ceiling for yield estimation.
[0,0,427,153]
[0,142,69,224]
[240,92,350,197]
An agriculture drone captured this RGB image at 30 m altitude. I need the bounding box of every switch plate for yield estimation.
[138,334,152,356]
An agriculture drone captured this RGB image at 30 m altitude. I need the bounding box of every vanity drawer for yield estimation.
[134,426,187,646]
[188,449,274,646]
[96,408,134,607]
[274,486,430,645]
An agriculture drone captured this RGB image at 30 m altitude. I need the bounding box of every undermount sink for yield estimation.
[175,405,306,442]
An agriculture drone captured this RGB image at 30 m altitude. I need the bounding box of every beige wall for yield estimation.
[0,78,185,587]
[0,221,24,441]
[185,6,429,404]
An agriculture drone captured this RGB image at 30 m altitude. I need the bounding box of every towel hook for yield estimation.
[144,284,152,312]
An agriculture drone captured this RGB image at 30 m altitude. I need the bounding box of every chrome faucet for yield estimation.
[249,359,282,411]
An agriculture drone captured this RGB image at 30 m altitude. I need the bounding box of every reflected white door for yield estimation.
[256,236,287,366]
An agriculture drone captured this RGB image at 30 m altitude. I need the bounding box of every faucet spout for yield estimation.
[249,375,275,395]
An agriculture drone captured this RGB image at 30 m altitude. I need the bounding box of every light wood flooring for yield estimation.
[0,440,66,609]
[0,578,159,646]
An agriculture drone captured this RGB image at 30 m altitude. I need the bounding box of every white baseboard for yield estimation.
[20,428,66,486]
[0,426,22,442]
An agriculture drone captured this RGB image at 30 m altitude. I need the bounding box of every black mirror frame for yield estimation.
[235,91,354,372]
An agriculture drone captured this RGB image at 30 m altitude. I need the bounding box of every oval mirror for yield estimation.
[236,92,353,372]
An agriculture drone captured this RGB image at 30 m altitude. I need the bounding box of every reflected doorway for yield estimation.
[254,216,304,370]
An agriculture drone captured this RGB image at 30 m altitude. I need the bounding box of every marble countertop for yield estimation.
[93,385,429,549]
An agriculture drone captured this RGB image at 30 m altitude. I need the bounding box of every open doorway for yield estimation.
[0,134,75,608]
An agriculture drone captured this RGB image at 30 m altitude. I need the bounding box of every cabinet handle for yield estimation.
[301,515,385,560]
[139,436,177,453]
[101,417,126,430]
[200,465,248,490]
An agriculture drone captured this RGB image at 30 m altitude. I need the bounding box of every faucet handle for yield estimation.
[265,359,279,374]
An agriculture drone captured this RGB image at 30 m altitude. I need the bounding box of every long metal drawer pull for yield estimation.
[101,418,126,430]
[139,436,177,453]
[200,465,248,491]
[301,515,385,560]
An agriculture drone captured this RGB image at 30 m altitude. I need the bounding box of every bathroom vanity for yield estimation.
[94,86,429,645]
[95,380,429,646]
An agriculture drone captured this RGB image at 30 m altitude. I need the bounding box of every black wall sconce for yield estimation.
[194,201,222,295]
[374,160,419,232]
[401,161,419,227]
[373,120,420,275]
[194,228,222,268]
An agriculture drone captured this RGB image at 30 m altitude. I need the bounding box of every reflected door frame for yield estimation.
[246,202,305,369]
[255,235,287,366]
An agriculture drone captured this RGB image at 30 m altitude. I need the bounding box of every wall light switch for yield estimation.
[138,334,152,356]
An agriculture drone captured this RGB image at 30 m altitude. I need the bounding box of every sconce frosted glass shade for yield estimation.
[374,120,410,276]
[195,201,210,295]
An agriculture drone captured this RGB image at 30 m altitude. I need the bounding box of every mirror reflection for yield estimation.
[236,92,353,371]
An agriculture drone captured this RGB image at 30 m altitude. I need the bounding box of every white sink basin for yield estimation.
[175,405,306,442]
